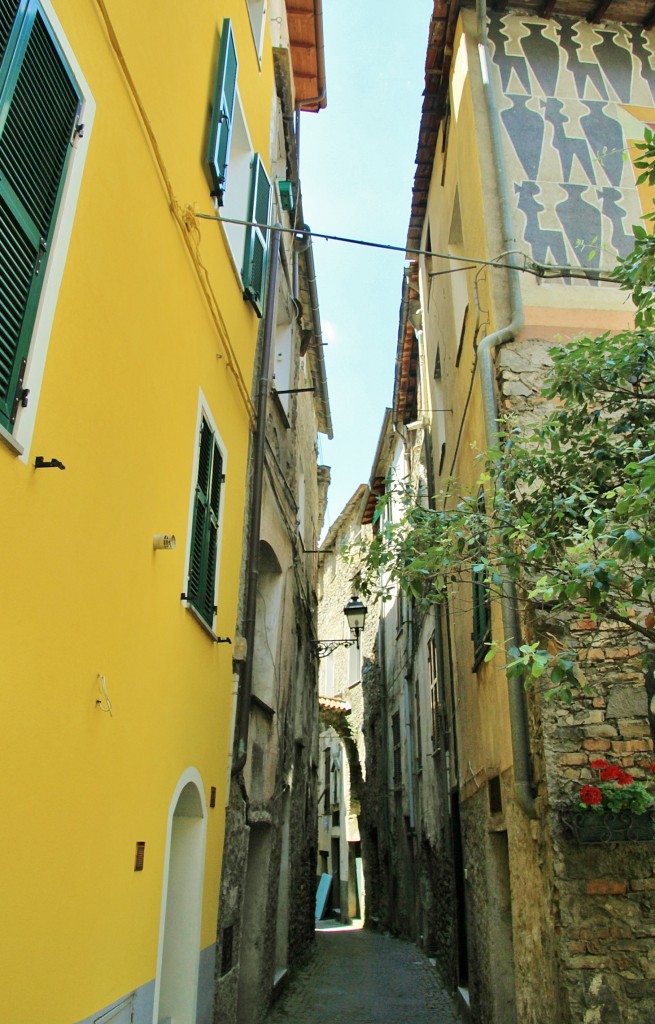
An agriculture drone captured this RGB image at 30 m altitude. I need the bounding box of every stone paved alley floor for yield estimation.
[264,921,461,1024]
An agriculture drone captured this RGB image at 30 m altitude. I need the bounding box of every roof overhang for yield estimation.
[287,0,327,111]
[362,409,395,525]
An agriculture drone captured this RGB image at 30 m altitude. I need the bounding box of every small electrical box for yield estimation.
[279,180,294,212]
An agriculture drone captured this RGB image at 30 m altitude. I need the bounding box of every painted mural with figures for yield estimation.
[488,14,655,285]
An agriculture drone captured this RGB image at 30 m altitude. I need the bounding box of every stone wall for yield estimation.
[497,336,655,1023]
[535,609,655,1023]
[288,743,318,966]
[214,780,249,1024]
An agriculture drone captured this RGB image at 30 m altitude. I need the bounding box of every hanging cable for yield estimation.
[195,212,619,283]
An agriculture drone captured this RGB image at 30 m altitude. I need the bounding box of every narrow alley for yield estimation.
[264,923,460,1024]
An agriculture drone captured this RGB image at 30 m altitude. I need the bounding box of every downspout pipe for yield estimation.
[300,231,333,438]
[232,227,281,774]
[475,0,536,819]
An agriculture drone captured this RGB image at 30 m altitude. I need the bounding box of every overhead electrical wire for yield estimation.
[195,211,620,284]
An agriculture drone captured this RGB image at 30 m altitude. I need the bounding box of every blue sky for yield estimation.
[299,1,433,534]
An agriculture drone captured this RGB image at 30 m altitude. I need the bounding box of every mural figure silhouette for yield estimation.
[501,95,545,179]
[597,187,635,258]
[556,183,602,284]
[592,28,634,102]
[488,15,531,94]
[514,180,568,272]
[520,22,560,96]
[556,18,608,100]
[580,101,625,186]
[542,97,595,182]
[627,26,655,102]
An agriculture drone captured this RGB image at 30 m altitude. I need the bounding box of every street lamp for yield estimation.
[311,595,368,658]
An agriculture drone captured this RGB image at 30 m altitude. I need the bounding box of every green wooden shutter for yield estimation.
[472,489,491,663]
[188,420,223,627]
[207,18,237,205]
[242,153,271,317]
[202,439,222,624]
[0,0,81,430]
[0,1,22,67]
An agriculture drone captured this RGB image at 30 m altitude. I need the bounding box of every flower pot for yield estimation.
[562,809,655,844]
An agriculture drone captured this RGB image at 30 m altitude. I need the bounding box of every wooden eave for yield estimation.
[287,0,327,111]
[406,0,655,253]
[361,409,395,525]
[392,267,420,432]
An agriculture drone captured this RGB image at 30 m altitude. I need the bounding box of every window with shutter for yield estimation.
[0,0,82,434]
[472,488,491,667]
[207,18,237,206]
[242,153,271,317]
[187,418,224,629]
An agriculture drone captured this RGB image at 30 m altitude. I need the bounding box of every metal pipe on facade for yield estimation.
[293,109,301,300]
[232,227,281,774]
[301,234,333,439]
[475,0,536,818]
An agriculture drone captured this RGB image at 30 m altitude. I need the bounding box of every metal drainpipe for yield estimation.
[475,0,536,819]
[232,227,281,774]
[293,109,301,299]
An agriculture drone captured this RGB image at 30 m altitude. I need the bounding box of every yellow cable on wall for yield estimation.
[93,0,257,428]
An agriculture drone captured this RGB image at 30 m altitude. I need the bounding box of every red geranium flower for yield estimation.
[617,771,634,786]
[580,785,602,806]
[648,764,655,773]
[590,758,609,769]
[600,765,621,782]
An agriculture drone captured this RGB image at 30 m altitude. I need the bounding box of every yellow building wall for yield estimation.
[0,2,273,1021]
[421,11,651,799]
[421,17,514,791]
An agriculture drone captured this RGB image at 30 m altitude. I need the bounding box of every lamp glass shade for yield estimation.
[343,595,367,634]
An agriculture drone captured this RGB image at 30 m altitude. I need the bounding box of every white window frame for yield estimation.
[216,86,254,290]
[182,391,228,640]
[1,0,95,461]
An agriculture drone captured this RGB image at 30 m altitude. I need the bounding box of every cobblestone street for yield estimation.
[265,922,461,1024]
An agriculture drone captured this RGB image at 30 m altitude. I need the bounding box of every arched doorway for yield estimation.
[153,772,207,1024]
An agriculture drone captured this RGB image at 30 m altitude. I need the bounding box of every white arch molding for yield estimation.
[152,768,208,1024]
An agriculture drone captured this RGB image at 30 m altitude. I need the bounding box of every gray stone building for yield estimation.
[316,487,380,925]
[213,3,332,1022]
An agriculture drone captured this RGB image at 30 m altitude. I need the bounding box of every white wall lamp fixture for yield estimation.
[153,534,176,550]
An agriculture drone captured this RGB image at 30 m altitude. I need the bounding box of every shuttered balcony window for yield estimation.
[0,0,82,432]
[207,18,237,206]
[472,488,491,668]
[242,153,271,317]
[187,418,224,628]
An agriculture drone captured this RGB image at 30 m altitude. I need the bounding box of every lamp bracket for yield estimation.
[310,637,359,658]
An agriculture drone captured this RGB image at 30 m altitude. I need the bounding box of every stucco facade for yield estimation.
[0,3,278,1023]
